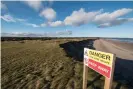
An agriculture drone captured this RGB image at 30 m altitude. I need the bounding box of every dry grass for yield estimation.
[1,39,130,89]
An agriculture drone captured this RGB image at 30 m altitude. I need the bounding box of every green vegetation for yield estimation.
[1,39,130,89]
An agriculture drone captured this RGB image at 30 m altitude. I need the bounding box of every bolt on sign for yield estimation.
[83,48,116,89]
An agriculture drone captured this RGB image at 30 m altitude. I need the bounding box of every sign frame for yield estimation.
[83,48,116,89]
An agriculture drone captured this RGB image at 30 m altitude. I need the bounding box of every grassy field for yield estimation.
[1,39,129,89]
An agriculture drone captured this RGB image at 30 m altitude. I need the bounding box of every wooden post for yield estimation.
[83,61,88,89]
[104,54,116,89]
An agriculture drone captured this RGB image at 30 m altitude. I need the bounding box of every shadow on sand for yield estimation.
[114,57,133,89]
[60,39,133,89]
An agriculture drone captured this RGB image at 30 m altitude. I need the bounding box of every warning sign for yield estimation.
[84,48,114,78]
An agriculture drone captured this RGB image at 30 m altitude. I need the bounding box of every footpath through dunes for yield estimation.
[93,39,133,88]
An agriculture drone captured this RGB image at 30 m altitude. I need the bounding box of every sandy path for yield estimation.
[105,39,133,52]
[94,39,133,60]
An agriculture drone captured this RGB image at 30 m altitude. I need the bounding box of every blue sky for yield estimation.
[1,1,133,37]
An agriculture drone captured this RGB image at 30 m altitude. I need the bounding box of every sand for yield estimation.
[105,39,133,52]
[93,39,133,85]
[94,39,133,60]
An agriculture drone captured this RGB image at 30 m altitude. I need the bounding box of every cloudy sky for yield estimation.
[1,1,133,37]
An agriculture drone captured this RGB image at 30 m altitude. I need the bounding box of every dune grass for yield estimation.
[1,39,129,89]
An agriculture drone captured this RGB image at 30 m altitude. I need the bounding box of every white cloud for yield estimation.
[64,8,102,26]
[39,8,133,28]
[1,14,16,22]
[94,8,133,24]
[1,30,72,37]
[40,21,63,27]
[1,32,42,37]
[1,14,27,23]
[1,14,39,28]
[128,18,133,22]
[48,21,64,27]
[110,8,133,18]
[40,8,56,21]
[26,23,40,28]
[1,2,7,10]
[98,18,133,28]
[24,1,42,11]
[1,7,133,28]
[97,23,111,28]
[63,8,133,28]
[92,8,133,28]
[56,30,72,35]
[40,23,47,27]
[1,14,38,28]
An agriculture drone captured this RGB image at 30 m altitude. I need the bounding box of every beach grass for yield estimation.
[1,39,130,89]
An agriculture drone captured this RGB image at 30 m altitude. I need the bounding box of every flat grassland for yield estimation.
[1,39,129,89]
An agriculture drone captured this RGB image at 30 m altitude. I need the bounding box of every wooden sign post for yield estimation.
[104,54,116,89]
[83,48,116,89]
[83,59,88,89]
